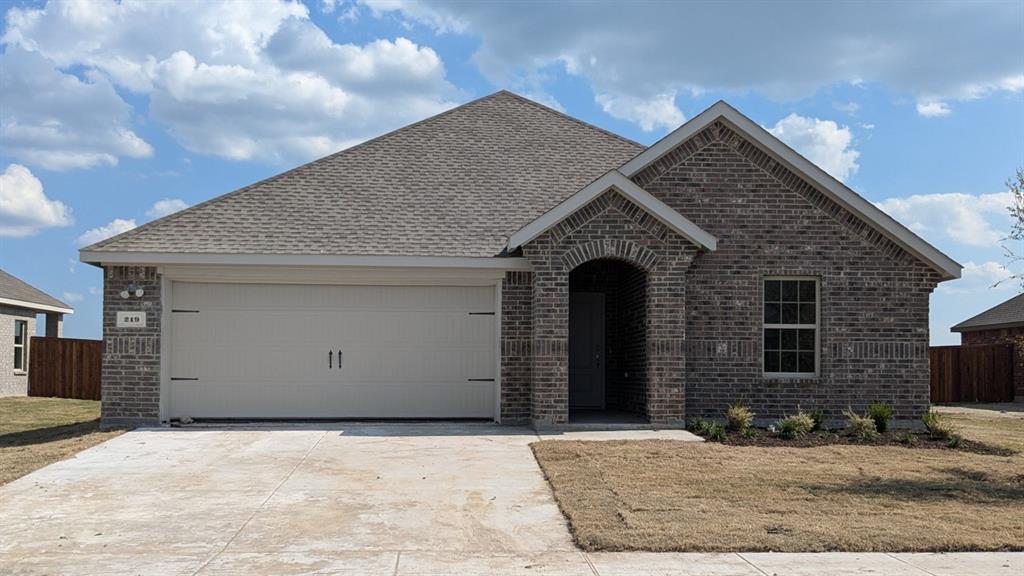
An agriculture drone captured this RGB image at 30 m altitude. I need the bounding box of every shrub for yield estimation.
[706,423,726,442]
[775,411,814,440]
[726,402,755,432]
[809,409,826,431]
[844,409,879,441]
[867,402,893,433]
[922,410,961,444]
[742,427,757,438]
[687,418,712,435]
[898,432,917,445]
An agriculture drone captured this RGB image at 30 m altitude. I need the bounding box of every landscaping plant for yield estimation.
[687,418,712,435]
[844,408,879,441]
[809,409,826,431]
[706,423,726,442]
[922,410,961,445]
[775,410,815,439]
[867,402,893,433]
[726,402,754,432]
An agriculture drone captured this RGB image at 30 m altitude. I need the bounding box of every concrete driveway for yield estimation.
[1,423,1020,576]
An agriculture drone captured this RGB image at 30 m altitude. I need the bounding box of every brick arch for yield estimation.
[560,239,661,272]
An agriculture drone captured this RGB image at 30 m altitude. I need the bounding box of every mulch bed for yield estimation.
[698,428,1015,456]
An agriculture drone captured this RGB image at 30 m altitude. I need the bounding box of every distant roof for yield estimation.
[81,91,643,258]
[0,269,73,314]
[952,292,1024,332]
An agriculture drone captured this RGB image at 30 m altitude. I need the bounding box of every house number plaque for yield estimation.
[116,311,146,328]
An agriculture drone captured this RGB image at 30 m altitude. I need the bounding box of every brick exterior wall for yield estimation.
[961,328,1024,400]
[520,190,698,426]
[0,305,36,396]
[501,271,534,423]
[633,121,941,427]
[101,266,162,428]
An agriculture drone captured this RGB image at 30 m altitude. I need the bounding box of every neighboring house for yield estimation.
[79,91,962,429]
[0,269,74,396]
[952,293,1024,400]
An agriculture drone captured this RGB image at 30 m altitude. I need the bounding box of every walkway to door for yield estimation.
[568,259,648,423]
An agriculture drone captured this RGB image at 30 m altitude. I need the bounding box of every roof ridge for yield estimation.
[81,90,518,252]
[495,90,646,150]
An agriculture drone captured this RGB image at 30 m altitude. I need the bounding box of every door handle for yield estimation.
[329,350,333,369]
[338,350,343,369]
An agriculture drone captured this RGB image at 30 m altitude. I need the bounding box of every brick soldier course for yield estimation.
[82,92,961,429]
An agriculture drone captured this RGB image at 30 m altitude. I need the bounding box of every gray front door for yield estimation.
[569,292,605,409]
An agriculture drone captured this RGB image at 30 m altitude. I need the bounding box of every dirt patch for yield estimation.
[708,428,1013,456]
[0,397,123,485]
[531,410,1024,552]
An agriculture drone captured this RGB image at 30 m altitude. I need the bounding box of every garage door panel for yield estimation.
[169,282,496,419]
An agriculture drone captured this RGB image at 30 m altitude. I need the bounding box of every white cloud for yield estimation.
[937,261,1015,294]
[916,101,951,117]
[595,92,684,132]
[0,48,153,170]
[3,0,458,166]
[87,286,101,296]
[76,218,136,247]
[146,198,189,219]
[834,101,860,115]
[0,163,73,237]
[62,291,84,302]
[768,114,860,182]
[363,2,1023,125]
[875,191,1012,248]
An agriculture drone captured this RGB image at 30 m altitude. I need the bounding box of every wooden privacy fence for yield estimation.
[27,337,102,401]
[930,344,1014,403]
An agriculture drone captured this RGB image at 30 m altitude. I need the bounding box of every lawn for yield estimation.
[0,397,122,486]
[532,405,1024,553]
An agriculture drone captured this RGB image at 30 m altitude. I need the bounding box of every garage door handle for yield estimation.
[338,350,343,369]
[328,350,333,369]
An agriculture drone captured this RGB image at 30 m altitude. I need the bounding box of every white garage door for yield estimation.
[168,282,496,419]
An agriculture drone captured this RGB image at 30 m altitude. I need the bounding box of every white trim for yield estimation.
[156,265,507,286]
[506,170,718,251]
[159,276,171,424]
[620,101,962,281]
[0,296,73,315]
[80,251,532,271]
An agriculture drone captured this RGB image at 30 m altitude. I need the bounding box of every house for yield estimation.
[0,268,74,396]
[952,292,1024,400]
[79,91,961,429]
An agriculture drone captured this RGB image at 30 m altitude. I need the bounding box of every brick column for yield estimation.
[44,313,63,337]
[102,266,162,428]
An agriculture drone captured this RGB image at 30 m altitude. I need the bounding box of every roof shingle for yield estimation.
[85,91,644,258]
[0,269,72,312]
[952,292,1024,332]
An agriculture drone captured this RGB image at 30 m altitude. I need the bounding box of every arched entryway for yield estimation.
[568,259,648,423]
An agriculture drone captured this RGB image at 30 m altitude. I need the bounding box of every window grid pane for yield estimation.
[763,279,817,375]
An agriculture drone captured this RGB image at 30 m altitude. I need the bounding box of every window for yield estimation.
[763,278,817,376]
[13,320,27,372]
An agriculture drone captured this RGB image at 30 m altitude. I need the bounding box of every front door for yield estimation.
[569,292,605,409]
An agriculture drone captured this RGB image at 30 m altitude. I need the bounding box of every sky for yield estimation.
[0,0,1022,345]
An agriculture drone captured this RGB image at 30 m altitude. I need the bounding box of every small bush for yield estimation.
[809,409,826,431]
[867,402,893,433]
[898,432,917,445]
[687,418,712,435]
[775,411,814,440]
[844,409,879,441]
[706,423,726,442]
[726,402,755,432]
[923,410,961,444]
[742,427,757,438]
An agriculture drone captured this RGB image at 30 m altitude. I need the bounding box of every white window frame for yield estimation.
[13,319,27,374]
[762,276,819,379]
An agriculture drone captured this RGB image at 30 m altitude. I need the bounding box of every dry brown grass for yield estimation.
[0,397,122,485]
[532,407,1024,552]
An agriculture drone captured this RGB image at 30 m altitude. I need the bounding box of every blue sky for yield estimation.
[1,0,1022,344]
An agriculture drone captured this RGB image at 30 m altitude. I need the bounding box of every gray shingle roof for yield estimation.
[0,268,72,311]
[951,292,1024,332]
[84,91,644,258]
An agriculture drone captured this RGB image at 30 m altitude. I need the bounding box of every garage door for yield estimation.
[168,282,496,419]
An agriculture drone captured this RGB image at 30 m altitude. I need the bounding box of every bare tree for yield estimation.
[1001,168,1024,288]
